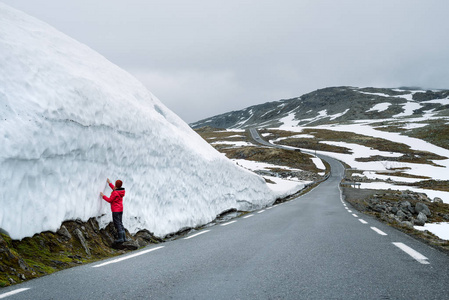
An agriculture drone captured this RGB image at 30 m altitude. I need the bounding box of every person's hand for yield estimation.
[107,178,111,184]
[100,192,104,197]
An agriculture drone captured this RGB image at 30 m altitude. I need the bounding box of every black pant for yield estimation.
[112,212,124,233]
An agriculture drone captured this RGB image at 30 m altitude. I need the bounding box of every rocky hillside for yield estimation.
[190,87,449,129]
[0,219,162,287]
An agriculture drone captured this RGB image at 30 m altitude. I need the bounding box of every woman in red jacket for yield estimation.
[100,178,126,243]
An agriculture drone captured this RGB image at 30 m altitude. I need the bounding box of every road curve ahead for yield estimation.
[2,133,449,299]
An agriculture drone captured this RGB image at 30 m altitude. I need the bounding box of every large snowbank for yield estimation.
[0,3,279,240]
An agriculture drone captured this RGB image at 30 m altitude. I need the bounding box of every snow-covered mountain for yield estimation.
[0,3,284,240]
[191,87,449,129]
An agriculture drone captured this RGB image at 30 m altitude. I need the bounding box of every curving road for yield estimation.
[2,131,449,299]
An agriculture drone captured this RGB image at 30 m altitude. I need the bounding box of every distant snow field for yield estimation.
[276,124,449,205]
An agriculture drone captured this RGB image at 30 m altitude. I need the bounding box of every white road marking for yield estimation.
[93,246,165,268]
[348,210,352,213]
[184,230,211,239]
[358,219,368,224]
[257,210,266,214]
[393,242,429,264]
[0,288,30,299]
[352,214,358,218]
[266,207,273,210]
[371,227,387,236]
[243,214,254,219]
[221,220,237,226]
[345,207,348,210]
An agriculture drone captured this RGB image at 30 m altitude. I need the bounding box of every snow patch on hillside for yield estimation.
[367,103,391,112]
[279,112,298,127]
[393,101,422,118]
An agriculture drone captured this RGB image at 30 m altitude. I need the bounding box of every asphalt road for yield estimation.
[2,132,449,299]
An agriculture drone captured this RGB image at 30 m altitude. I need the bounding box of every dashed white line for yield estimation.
[266,207,273,210]
[257,210,266,214]
[371,227,387,236]
[393,242,429,264]
[184,230,211,240]
[348,210,352,213]
[352,213,358,218]
[0,288,30,299]
[345,207,348,210]
[243,214,254,219]
[93,246,165,268]
[358,219,368,224]
[221,220,237,226]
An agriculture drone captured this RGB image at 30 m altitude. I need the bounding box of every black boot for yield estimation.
[114,231,125,243]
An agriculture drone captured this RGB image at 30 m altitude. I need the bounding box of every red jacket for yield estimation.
[102,183,125,212]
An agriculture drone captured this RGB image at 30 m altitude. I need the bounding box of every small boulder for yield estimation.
[417,212,428,222]
[401,221,414,229]
[400,201,411,208]
[57,225,72,241]
[369,198,380,205]
[400,201,414,214]
[123,240,139,250]
[74,228,91,256]
[396,210,407,220]
[415,212,427,226]
[374,204,387,212]
[18,258,31,271]
[415,202,431,216]
[433,197,443,203]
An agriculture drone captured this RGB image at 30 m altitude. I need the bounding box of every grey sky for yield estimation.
[3,1,449,123]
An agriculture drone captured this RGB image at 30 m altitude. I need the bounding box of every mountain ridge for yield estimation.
[190,86,449,129]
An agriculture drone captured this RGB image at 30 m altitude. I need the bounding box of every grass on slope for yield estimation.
[373,119,449,151]
[194,127,325,176]
[262,128,447,166]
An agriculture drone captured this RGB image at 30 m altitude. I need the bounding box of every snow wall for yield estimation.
[0,3,279,240]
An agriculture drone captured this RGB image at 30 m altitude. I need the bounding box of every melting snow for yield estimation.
[414,223,449,240]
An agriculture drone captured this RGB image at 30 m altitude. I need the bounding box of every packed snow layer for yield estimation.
[0,3,279,240]
[264,176,308,196]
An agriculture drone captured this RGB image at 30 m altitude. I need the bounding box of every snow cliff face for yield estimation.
[0,3,276,240]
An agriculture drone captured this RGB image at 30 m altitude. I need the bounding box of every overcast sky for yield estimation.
[3,1,449,123]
